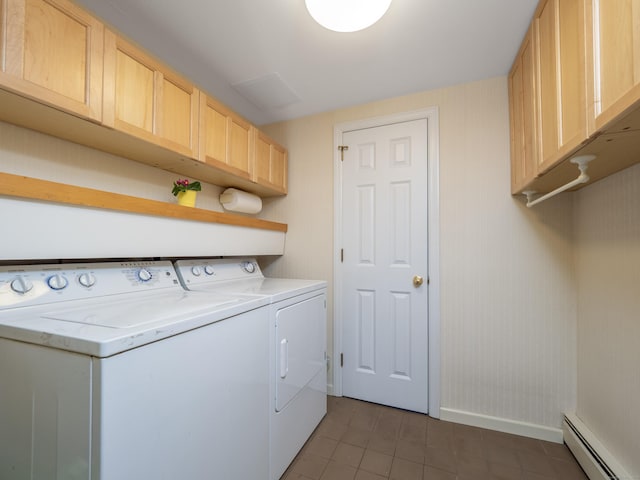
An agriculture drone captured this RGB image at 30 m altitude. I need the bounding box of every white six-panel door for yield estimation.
[340,118,429,413]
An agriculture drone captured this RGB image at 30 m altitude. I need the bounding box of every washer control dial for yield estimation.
[47,274,69,291]
[204,265,215,276]
[137,268,153,282]
[78,272,97,288]
[10,276,33,294]
[241,261,256,274]
[191,266,202,276]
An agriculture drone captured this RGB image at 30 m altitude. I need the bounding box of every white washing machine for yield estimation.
[0,260,271,480]
[174,258,327,480]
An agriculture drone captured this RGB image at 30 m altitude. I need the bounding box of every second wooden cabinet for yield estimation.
[199,93,253,180]
[102,29,199,159]
[535,0,589,174]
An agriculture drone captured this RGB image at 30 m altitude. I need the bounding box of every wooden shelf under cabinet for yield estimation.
[0,88,286,197]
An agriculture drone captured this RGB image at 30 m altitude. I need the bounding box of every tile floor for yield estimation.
[281,396,588,480]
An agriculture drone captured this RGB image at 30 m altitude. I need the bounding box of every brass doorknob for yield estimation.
[413,275,424,287]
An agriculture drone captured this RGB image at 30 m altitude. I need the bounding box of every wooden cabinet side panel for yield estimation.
[521,34,537,186]
[509,59,526,193]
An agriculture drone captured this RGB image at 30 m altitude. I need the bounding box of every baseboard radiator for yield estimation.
[563,413,632,480]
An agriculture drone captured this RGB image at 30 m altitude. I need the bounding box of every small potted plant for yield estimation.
[172,178,201,207]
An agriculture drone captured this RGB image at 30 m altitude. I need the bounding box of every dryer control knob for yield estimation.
[10,276,33,294]
[204,265,215,276]
[137,268,152,282]
[47,274,69,290]
[78,272,97,288]
[241,261,256,274]
[191,266,202,276]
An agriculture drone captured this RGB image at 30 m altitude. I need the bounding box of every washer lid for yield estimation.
[42,292,239,328]
[0,290,269,357]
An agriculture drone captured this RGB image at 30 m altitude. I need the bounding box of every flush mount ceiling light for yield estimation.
[305,0,393,33]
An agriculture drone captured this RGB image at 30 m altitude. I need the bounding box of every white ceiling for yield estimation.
[75,0,538,126]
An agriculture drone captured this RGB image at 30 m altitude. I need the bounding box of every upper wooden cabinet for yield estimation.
[0,0,104,121]
[254,129,287,194]
[0,2,288,198]
[534,0,589,174]
[590,0,640,132]
[103,29,199,159]
[198,93,253,180]
[509,0,640,196]
[509,25,538,194]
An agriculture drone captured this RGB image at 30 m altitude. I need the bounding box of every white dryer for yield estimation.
[0,261,271,480]
[175,258,328,480]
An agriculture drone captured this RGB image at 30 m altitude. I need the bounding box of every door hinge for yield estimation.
[340,353,344,367]
[340,248,344,263]
[338,145,349,161]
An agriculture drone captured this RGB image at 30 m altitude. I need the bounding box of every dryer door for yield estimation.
[275,293,326,412]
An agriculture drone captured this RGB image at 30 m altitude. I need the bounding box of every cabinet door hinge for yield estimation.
[340,353,344,367]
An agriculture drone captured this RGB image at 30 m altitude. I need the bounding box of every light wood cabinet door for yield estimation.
[103,30,198,158]
[591,0,640,131]
[198,93,252,180]
[0,0,103,121]
[509,25,538,194]
[535,0,588,173]
[254,129,287,194]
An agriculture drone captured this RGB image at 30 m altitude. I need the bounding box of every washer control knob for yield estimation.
[47,274,69,290]
[191,266,202,276]
[10,276,33,294]
[78,272,97,288]
[241,261,256,274]
[204,265,215,276]
[137,268,152,282]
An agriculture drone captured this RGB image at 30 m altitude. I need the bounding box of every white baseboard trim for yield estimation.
[327,382,335,396]
[563,412,632,480]
[440,407,563,444]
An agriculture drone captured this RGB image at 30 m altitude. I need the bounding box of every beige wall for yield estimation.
[574,163,640,478]
[262,76,578,430]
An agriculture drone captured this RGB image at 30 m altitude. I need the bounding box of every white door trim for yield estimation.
[332,107,441,418]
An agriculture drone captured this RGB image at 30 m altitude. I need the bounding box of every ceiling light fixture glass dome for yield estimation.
[305,0,393,33]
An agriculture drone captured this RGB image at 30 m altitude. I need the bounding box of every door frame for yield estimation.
[332,107,441,418]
